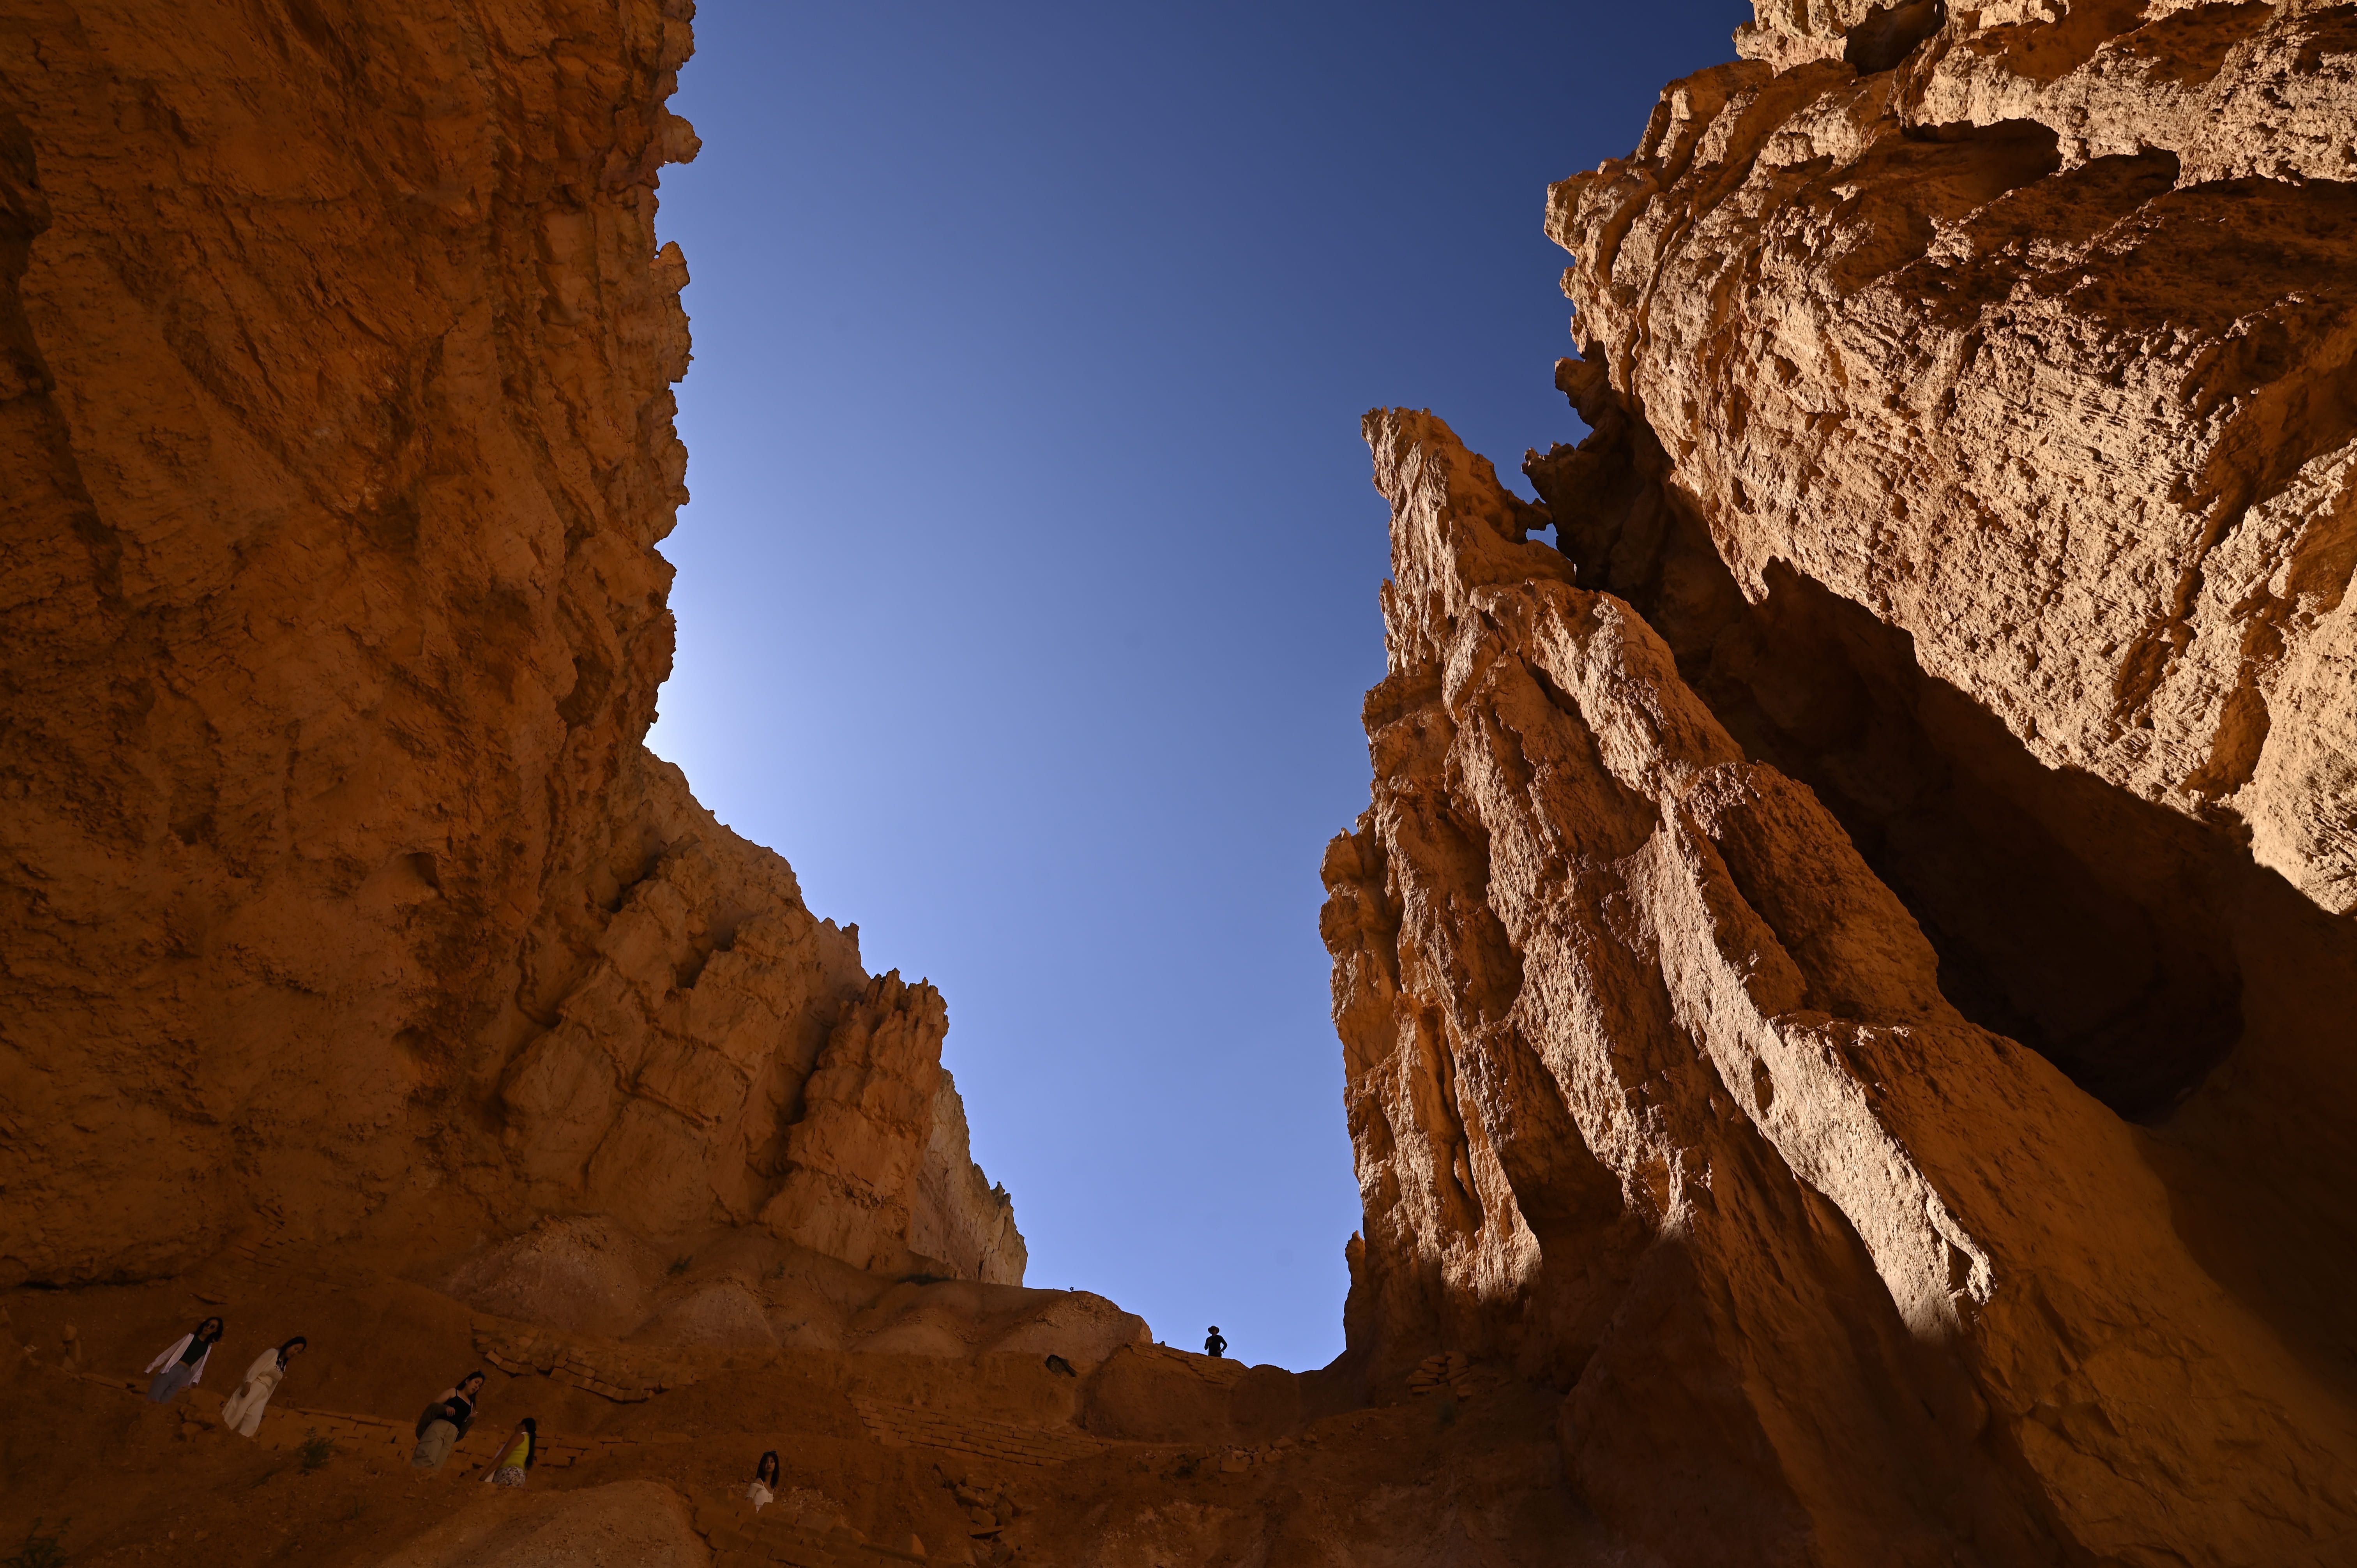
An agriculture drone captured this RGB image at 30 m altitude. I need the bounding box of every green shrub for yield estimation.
[3,1516,69,1568]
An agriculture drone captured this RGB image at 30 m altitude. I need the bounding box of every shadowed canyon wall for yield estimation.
[1325,0,2357,1563]
[0,0,1021,1293]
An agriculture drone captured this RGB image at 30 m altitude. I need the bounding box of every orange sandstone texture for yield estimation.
[0,0,1019,1291]
[1555,0,2357,918]
[1325,1,2357,1563]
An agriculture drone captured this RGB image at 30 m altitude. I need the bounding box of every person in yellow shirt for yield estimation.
[482,1416,538,1487]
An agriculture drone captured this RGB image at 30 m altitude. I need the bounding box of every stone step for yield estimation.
[848,1394,1104,1467]
[698,1504,936,1568]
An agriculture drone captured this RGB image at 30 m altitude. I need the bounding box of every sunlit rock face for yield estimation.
[0,0,1019,1293]
[1325,0,2357,1560]
[1561,0,2357,922]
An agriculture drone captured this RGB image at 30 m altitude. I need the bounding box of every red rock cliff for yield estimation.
[0,0,1021,1291]
[1327,1,2357,1562]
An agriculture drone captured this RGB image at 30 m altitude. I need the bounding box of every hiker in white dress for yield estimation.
[747,1450,780,1511]
[221,1336,307,1437]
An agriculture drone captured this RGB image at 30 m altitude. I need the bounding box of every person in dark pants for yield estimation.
[144,1317,224,1403]
[411,1370,486,1470]
[1204,1326,1228,1358]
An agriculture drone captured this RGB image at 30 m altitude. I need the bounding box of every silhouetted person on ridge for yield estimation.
[1204,1326,1227,1359]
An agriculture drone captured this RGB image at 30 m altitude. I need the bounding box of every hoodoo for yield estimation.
[1328,0,2357,1560]
[4,0,2353,1563]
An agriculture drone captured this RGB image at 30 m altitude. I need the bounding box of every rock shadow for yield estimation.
[1527,375,2357,1390]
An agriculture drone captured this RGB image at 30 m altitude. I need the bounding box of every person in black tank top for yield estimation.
[410,1370,486,1470]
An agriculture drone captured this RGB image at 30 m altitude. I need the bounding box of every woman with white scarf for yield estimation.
[220,1335,307,1437]
[143,1317,223,1404]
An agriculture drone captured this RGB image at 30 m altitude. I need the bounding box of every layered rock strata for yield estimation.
[1558,0,2357,918]
[1326,1,2357,1561]
[0,0,1019,1291]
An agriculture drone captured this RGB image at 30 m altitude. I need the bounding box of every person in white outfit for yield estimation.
[144,1317,223,1404]
[221,1336,307,1437]
[747,1450,780,1511]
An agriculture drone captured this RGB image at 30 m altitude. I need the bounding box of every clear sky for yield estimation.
[648,0,1746,1371]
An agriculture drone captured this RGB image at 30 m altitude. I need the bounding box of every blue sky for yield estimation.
[649,0,1746,1370]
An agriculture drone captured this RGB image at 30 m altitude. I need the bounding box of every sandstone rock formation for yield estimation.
[375,1480,710,1568]
[1329,410,2357,1563]
[1557,0,2357,920]
[0,0,1019,1293]
[1324,0,2357,1561]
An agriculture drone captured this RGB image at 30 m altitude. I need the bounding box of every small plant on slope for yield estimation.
[4,1516,69,1568]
